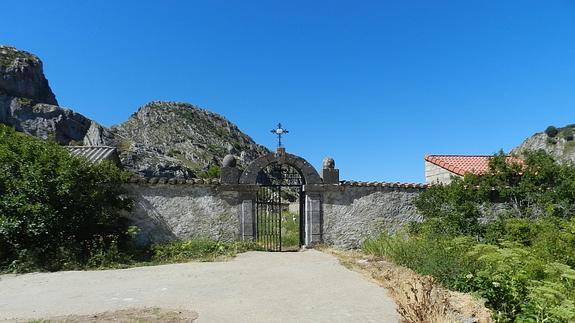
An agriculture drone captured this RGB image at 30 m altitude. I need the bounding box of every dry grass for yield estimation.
[323,248,493,323]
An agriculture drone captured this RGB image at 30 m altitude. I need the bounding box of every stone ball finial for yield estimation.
[222,154,237,168]
[323,157,335,169]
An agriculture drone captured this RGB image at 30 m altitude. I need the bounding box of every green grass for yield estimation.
[363,233,475,288]
[281,212,300,251]
[150,239,262,263]
[255,211,301,251]
[2,239,263,273]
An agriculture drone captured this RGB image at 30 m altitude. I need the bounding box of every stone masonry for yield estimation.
[126,150,427,248]
[126,183,241,245]
[323,184,422,248]
[425,160,458,185]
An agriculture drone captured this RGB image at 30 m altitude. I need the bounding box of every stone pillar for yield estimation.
[221,167,241,184]
[304,190,323,246]
[238,188,258,241]
[321,157,339,184]
[220,154,241,185]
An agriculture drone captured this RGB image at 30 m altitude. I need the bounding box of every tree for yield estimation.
[0,125,132,270]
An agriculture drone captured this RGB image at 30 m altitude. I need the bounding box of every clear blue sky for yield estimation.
[2,1,575,182]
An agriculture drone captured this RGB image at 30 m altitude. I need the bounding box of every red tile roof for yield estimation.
[425,155,518,176]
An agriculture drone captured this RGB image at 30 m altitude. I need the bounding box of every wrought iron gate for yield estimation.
[255,162,304,251]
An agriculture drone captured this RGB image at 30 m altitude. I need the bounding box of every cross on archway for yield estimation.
[271,123,289,148]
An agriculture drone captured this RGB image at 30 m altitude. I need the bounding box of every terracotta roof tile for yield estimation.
[339,181,428,189]
[425,155,519,176]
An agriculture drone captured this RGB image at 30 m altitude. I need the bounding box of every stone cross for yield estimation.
[271,123,289,148]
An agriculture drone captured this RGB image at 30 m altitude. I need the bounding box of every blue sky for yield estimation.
[2,1,575,182]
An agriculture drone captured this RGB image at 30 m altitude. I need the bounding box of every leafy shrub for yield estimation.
[462,242,544,321]
[519,262,575,322]
[485,217,575,267]
[545,126,559,138]
[0,125,132,271]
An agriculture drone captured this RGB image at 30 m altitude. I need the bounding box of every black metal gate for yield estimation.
[255,163,304,251]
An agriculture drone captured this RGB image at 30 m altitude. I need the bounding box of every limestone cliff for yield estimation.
[0,45,114,146]
[111,101,269,178]
[512,124,575,164]
[0,45,57,105]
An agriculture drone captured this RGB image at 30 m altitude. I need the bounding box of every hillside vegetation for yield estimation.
[364,151,575,322]
[513,124,575,164]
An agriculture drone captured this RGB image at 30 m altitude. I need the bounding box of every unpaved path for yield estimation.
[0,250,398,322]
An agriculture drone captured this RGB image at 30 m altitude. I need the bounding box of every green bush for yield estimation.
[462,242,544,321]
[0,125,132,271]
[484,217,575,267]
[545,126,559,138]
[519,263,575,322]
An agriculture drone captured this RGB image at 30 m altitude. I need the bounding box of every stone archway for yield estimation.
[238,151,323,185]
[220,149,325,248]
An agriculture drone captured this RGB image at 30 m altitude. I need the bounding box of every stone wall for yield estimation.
[425,161,459,185]
[323,184,423,248]
[123,178,426,249]
[126,183,241,245]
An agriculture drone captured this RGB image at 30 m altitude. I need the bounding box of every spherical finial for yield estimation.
[222,154,237,168]
[323,157,335,169]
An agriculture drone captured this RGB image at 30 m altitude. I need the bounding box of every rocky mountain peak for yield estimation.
[0,45,57,105]
[0,45,112,146]
[111,101,269,178]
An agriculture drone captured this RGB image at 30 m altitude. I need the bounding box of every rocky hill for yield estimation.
[512,124,575,164]
[0,45,113,146]
[0,45,57,105]
[0,45,268,178]
[111,101,268,178]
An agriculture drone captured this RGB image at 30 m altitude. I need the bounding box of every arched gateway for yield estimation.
[220,148,338,251]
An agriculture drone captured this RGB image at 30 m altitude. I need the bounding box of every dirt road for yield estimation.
[0,250,398,322]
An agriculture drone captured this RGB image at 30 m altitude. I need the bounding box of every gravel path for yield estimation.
[0,250,398,322]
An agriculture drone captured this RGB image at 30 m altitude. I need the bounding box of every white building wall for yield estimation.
[425,161,460,185]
